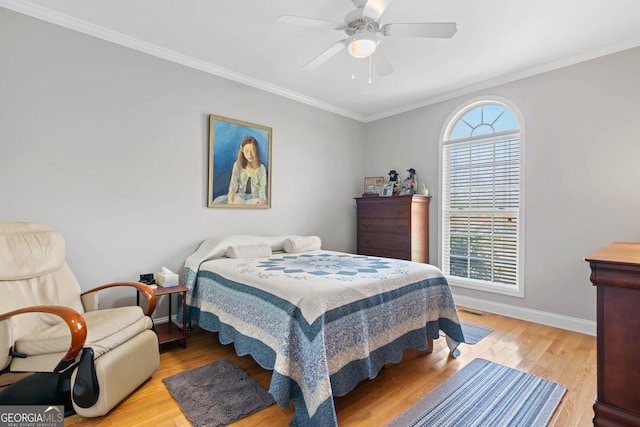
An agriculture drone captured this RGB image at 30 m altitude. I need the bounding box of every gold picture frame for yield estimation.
[208,115,272,208]
[363,177,384,195]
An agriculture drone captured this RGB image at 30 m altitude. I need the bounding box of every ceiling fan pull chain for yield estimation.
[368,56,373,84]
[352,55,356,80]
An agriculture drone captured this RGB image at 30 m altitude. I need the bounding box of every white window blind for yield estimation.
[441,102,522,294]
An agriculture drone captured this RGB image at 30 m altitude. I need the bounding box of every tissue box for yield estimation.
[154,272,179,288]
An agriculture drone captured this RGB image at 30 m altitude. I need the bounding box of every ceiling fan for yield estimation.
[278,0,457,78]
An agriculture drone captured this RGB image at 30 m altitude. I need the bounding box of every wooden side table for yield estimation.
[139,285,188,348]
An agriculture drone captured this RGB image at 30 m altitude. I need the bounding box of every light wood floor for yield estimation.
[65,307,597,427]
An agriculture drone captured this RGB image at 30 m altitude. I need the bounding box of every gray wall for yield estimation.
[0,9,365,308]
[365,46,640,324]
[3,8,640,327]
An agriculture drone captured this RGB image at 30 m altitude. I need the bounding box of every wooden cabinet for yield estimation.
[585,242,640,426]
[355,195,430,263]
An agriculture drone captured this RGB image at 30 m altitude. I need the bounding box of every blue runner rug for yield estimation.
[460,321,493,344]
[386,358,566,427]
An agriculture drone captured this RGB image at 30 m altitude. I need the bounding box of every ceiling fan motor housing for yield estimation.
[344,10,380,36]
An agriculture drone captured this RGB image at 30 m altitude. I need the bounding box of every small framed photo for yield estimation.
[363,177,384,195]
[382,183,394,196]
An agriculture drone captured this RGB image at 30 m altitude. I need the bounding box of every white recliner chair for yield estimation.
[0,222,160,417]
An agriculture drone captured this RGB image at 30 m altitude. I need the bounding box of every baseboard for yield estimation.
[153,315,173,325]
[452,294,596,336]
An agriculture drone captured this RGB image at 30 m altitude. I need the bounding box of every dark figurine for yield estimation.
[388,170,400,195]
[402,168,417,195]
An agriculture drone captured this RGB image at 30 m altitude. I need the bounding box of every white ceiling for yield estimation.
[4,0,640,122]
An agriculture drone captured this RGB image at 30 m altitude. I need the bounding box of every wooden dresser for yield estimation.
[355,195,430,263]
[585,242,640,426]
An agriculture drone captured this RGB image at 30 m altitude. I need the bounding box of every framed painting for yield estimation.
[363,177,384,195]
[208,115,272,208]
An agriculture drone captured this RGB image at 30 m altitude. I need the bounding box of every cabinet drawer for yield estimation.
[358,232,410,252]
[358,218,410,234]
[357,203,410,219]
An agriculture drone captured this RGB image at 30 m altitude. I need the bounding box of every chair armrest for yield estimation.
[0,305,86,372]
[81,282,156,316]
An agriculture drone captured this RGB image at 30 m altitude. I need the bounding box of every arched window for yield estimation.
[440,98,524,296]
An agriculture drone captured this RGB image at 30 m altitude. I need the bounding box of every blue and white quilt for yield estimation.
[181,236,464,427]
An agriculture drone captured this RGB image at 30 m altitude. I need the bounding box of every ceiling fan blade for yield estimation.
[303,40,346,71]
[382,22,457,38]
[373,50,394,77]
[278,15,344,31]
[363,0,394,20]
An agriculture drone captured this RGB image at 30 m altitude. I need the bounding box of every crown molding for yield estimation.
[0,0,367,122]
[3,0,639,124]
[363,35,640,122]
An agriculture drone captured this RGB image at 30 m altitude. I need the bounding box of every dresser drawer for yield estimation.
[357,203,410,219]
[358,247,410,261]
[358,232,410,252]
[358,217,410,235]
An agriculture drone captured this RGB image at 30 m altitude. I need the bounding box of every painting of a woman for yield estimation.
[208,115,272,208]
[214,136,267,205]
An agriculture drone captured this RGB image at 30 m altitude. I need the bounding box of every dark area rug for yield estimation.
[386,358,566,427]
[163,359,275,427]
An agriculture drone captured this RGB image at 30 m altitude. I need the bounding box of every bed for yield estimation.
[181,235,464,427]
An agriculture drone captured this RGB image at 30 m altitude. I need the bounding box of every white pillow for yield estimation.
[226,244,272,259]
[283,236,322,253]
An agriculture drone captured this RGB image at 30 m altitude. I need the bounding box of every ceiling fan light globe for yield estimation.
[347,34,378,58]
